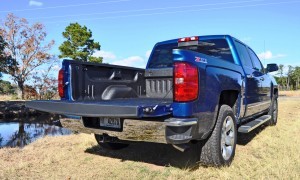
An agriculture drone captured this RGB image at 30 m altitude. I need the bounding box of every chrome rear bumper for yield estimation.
[60,116,198,144]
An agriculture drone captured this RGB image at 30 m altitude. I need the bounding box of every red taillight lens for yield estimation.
[58,69,64,98]
[174,62,199,102]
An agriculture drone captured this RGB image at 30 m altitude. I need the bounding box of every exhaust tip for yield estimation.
[172,144,190,152]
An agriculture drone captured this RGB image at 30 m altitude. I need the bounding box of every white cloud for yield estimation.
[258,50,286,60]
[93,50,116,60]
[145,50,152,59]
[52,65,61,71]
[29,0,43,6]
[93,50,149,68]
[112,56,145,68]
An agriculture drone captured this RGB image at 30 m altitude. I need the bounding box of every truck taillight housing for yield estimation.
[58,69,64,98]
[174,62,199,102]
[178,36,199,42]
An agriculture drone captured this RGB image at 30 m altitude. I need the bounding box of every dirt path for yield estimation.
[0,98,299,179]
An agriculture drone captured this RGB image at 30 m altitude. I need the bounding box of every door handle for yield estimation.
[260,77,264,81]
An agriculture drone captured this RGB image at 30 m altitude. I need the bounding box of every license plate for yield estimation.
[99,117,121,129]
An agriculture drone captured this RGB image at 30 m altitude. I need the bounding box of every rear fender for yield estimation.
[172,49,243,139]
[200,67,242,139]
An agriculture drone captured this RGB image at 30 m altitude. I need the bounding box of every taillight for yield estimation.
[174,62,199,102]
[58,69,64,98]
[178,36,199,42]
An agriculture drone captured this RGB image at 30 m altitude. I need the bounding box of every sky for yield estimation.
[0,0,299,77]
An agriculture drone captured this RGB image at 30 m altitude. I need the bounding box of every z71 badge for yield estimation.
[195,56,207,63]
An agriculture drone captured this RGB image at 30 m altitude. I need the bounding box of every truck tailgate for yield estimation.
[26,98,172,118]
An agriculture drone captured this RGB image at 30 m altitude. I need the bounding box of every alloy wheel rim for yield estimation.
[221,116,235,161]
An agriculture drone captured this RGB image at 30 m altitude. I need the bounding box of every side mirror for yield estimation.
[266,63,278,73]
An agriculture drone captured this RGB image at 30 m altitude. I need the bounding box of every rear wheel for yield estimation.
[94,134,129,150]
[199,105,237,166]
[268,97,278,126]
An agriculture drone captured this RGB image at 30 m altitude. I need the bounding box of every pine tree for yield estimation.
[59,22,102,63]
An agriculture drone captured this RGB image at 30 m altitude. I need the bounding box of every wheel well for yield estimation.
[219,90,239,108]
[201,90,240,141]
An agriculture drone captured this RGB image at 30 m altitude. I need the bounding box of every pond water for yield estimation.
[0,117,72,148]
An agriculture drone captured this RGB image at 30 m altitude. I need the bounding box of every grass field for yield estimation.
[279,90,300,97]
[0,98,299,179]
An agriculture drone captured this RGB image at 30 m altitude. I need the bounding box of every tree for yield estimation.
[276,64,286,89]
[0,80,15,94]
[277,64,284,78]
[274,64,300,90]
[1,36,14,73]
[0,35,6,62]
[32,60,59,100]
[59,22,103,63]
[287,65,294,90]
[291,66,300,90]
[0,36,6,68]
[0,13,55,99]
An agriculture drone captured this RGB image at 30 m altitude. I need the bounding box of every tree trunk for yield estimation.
[296,76,299,90]
[38,86,42,100]
[287,77,290,90]
[17,81,25,100]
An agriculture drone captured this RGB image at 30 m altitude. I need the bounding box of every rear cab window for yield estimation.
[147,38,234,68]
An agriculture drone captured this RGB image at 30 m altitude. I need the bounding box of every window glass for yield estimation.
[248,48,263,72]
[147,39,234,68]
[234,41,253,68]
[191,39,234,63]
[147,43,176,68]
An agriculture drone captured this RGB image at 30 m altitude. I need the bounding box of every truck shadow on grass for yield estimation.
[84,126,265,169]
[237,125,267,146]
[85,142,201,169]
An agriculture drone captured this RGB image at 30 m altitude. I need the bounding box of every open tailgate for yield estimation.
[26,98,172,118]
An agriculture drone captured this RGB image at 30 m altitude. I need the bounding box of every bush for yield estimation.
[11,94,19,100]
[0,80,16,95]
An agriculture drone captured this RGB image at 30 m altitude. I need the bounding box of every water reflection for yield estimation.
[0,121,72,148]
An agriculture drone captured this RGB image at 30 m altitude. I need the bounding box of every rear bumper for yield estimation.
[60,116,198,144]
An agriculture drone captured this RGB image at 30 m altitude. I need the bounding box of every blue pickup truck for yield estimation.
[26,35,279,166]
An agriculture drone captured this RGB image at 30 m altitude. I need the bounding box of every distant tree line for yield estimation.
[0,13,102,100]
[274,64,300,90]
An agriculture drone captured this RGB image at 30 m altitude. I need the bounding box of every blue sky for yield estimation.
[0,0,299,72]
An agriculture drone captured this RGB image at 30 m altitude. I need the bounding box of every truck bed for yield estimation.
[63,60,173,102]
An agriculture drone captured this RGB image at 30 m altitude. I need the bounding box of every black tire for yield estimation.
[94,134,129,150]
[267,96,278,126]
[199,105,237,166]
